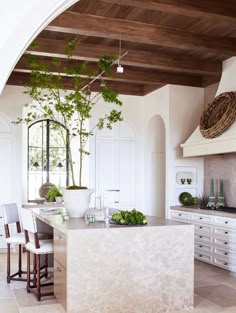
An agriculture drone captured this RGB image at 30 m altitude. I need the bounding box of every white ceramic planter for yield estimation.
[63,189,94,218]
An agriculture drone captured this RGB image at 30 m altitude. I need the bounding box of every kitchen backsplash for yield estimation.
[204,154,236,207]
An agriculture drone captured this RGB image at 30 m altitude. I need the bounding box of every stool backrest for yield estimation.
[21,208,41,249]
[2,203,21,238]
[2,203,20,224]
[21,208,37,234]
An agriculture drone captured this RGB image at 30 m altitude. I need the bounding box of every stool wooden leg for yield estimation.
[18,244,22,277]
[6,243,11,283]
[36,254,41,301]
[44,254,48,278]
[33,254,37,286]
[26,251,30,293]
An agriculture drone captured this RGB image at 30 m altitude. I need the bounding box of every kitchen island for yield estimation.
[33,208,194,313]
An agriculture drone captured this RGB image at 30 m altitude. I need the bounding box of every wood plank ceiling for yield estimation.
[7,0,236,96]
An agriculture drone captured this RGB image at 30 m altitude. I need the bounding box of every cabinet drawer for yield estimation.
[214,227,236,239]
[195,242,212,253]
[214,216,236,228]
[195,233,212,243]
[191,214,212,224]
[214,238,236,250]
[195,252,212,263]
[214,257,236,271]
[214,247,236,261]
[171,211,189,221]
[195,224,212,234]
[54,230,67,268]
[54,259,67,311]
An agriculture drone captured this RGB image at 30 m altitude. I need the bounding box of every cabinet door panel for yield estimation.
[118,141,136,207]
[54,229,67,268]
[54,259,67,311]
[96,140,116,202]
[0,135,12,203]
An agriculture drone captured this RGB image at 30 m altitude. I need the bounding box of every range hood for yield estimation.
[181,57,236,157]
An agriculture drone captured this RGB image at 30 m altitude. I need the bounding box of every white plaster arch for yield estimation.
[0,0,79,94]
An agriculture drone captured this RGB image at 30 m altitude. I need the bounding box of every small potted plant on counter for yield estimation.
[46,186,63,203]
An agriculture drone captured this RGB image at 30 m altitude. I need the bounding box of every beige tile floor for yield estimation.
[0,252,236,312]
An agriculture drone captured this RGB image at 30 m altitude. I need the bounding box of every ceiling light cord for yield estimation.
[117,34,124,74]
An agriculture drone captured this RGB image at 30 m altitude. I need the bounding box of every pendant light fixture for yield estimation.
[117,34,124,74]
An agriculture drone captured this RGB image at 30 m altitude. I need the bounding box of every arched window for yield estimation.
[28,119,69,201]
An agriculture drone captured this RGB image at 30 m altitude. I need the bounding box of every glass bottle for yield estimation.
[94,196,105,222]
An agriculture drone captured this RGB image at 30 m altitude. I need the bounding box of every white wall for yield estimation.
[169,86,205,208]
[0,86,28,207]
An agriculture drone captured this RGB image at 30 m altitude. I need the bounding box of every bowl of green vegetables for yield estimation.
[111,209,147,225]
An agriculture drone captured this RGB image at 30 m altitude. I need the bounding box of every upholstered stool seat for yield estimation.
[2,203,26,284]
[25,239,53,255]
[5,232,25,244]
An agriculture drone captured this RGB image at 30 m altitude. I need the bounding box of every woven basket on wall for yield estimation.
[200,91,236,139]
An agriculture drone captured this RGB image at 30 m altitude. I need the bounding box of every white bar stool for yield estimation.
[21,208,54,301]
[2,203,26,283]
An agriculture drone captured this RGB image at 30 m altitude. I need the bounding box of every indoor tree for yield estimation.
[15,38,123,188]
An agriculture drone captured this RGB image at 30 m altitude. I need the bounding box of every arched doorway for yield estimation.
[147,115,166,217]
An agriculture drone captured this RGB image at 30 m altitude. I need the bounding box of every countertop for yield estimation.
[33,207,190,235]
[171,205,236,219]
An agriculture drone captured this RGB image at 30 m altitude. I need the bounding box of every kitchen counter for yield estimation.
[33,209,194,313]
[171,205,236,218]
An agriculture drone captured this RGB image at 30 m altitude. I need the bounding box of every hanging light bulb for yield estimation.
[100,78,106,87]
[117,34,124,74]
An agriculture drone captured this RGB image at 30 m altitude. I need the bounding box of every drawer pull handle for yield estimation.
[0,216,2,219]
[199,236,202,238]
[199,226,203,229]
[0,234,3,237]
[199,245,202,248]
[178,214,182,216]
[224,242,228,245]
[199,254,202,257]
[225,232,228,234]
[56,267,62,272]
[199,217,203,220]
[224,262,228,266]
[224,252,228,255]
[225,221,228,224]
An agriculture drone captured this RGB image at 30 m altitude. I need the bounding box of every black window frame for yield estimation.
[27,119,69,201]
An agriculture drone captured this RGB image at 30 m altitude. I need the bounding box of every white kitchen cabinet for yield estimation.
[54,229,67,311]
[92,121,137,209]
[171,209,236,272]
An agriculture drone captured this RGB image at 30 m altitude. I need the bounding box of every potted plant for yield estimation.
[46,186,62,203]
[15,38,123,217]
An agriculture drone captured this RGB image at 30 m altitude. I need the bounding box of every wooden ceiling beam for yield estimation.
[102,0,236,24]
[15,55,203,87]
[27,38,222,75]
[46,12,236,54]
[7,72,157,96]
